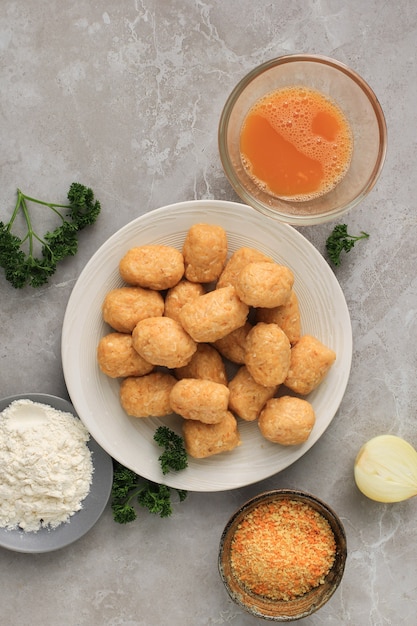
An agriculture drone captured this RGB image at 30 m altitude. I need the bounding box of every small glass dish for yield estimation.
[218,489,347,621]
[218,54,387,225]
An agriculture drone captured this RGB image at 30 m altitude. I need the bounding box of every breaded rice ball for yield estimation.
[228,366,277,422]
[256,290,301,345]
[284,334,336,395]
[175,343,227,385]
[182,411,241,458]
[170,378,230,424]
[235,261,294,308]
[97,332,154,378]
[182,223,228,283]
[245,323,291,387]
[119,245,184,290]
[102,286,165,333]
[213,321,252,365]
[132,316,196,368]
[217,246,273,289]
[179,285,249,343]
[164,279,205,323]
[258,396,316,445]
[120,372,177,418]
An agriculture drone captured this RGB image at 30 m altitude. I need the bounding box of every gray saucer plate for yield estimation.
[0,393,113,553]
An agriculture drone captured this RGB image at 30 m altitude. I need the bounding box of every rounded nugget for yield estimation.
[170,378,230,424]
[120,372,177,418]
[97,332,154,378]
[258,396,316,445]
[164,279,205,323]
[245,322,291,387]
[119,245,184,290]
[235,261,294,308]
[102,286,164,333]
[256,290,301,345]
[213,321,252,364]
[179,285,249,343]
[182,411,241,458]
[217,246,273,289]
[132,316,196,368]
[228,366,277,422]
[182,223,227,283]
[175,343,227,385]
[284,334,336,395]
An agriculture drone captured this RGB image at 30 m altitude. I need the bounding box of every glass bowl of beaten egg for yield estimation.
[218,54,387,225]
[218,489,347,621]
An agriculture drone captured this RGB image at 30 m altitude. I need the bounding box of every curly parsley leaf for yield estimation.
[111,444,188,524]
[0,183,100,288]
[326,223,369,266]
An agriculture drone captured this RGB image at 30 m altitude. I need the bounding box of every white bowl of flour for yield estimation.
[0,393,113,553]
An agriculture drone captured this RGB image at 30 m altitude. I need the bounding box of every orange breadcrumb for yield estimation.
[230,499,336,601]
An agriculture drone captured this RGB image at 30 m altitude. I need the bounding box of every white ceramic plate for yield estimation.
[62,200,352,492]
[0,394,113,553]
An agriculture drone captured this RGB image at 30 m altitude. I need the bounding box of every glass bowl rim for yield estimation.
[218,53,387,225]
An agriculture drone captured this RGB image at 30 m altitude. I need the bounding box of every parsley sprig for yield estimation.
[154,425,189,475]
[111,426,189,524]
[111,464,188,524]
[326,223,369,266]
[0,183,100,288]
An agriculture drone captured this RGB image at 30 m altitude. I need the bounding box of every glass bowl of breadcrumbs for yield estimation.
[218,489,347,621]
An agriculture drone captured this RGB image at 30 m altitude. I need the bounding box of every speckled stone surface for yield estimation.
[1,1,417,624]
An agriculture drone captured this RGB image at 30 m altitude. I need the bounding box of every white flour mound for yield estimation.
[0,399,94,532]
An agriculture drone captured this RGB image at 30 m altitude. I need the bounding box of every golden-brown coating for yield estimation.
[213,321,252,364]
[182,411,241,458]
[217,246,274,290]
[97,332,154,378]
[182,223,228,283]
[245,322,291,387]
[175,343,227,385]
[164,279,205,323]
[132,316,196,368]
[100,236,332,461]
[284,334,336,395]
[119,372,177,418]
[102,286,165,333]
[119,245,184,290]
[235,261,294,308]
[228,365,277,422]
[258,396,316,445]
[179,285,249,343]
[170,378,230,424]
[256,290,301,345]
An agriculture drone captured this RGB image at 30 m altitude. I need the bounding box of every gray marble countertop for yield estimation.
[1,1,416,625]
